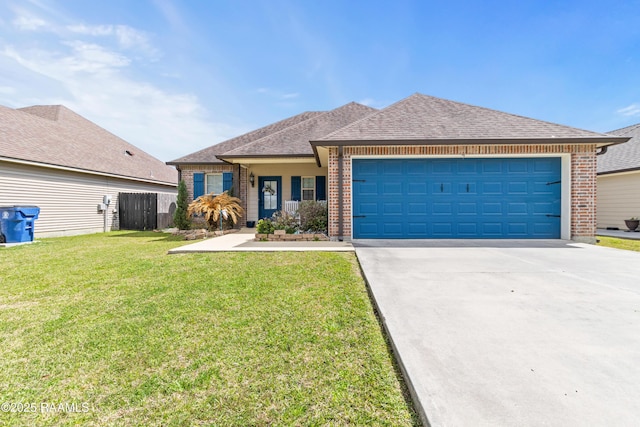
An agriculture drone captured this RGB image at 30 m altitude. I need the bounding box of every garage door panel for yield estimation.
[408,182,427,195]
[383,203,402,214]
[508,182,528,194]
[507,203,528,214]
[357,182,378,195]
[408,202,427,214]
[407,222,428,235]
[383,182,403,195]
[458,203,478,214]
[433,182,453,194]
[507,160,529,173]
[482,182,503,194]
[482,203,503,215]
[432,161,453,173]
[352,158,561,239]
[458,162,478,174]
[432,223,453,235]
[483,223,503,235]
[383,160,403,174]
[457,223,478,235]
[433,203,453,214]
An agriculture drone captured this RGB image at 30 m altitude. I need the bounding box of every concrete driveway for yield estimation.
[354,240,640,426]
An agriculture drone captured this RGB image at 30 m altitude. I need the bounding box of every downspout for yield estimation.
[596,146,608,156]
[338,146,343,241]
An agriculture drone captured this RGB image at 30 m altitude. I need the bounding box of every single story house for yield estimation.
[596,123,640,229]
[0,105,178,237]
[169,93,628,242]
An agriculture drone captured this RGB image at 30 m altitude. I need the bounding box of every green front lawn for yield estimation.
[0,232,417,426]
[597,236,640,252]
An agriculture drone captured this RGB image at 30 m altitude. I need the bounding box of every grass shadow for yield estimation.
[107,231,185,242]
[354,257,424,427]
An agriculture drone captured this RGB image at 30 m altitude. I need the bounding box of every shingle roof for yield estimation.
[219,102,377,158]
[1,105,177,185]
[316,93,621,143]
[167,111,324,164]
[597,123,640,174]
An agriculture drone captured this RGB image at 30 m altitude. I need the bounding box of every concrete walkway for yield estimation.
[168,228,353,253]
[355,239,640,426]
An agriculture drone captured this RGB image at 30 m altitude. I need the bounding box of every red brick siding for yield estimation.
[570,148,597,238]
[179,164,247,227]
[327,144,597,240]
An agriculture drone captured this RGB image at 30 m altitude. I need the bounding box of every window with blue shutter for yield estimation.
[315,176,326,201]
[291,176,301,201]
[223,172,233,192]
[193,173,204,199]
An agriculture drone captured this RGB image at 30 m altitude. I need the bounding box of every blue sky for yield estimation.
[1,0,640,162]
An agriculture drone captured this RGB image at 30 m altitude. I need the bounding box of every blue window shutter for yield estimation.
[316,176,326,201]
[193,173,204,199]
[291,176,301,201]
[223,172,233,192]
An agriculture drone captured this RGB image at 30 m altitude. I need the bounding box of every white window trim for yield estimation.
[302,176,315,201]
[205,173,223,195]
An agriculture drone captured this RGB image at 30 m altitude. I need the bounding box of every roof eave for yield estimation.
[597,166,640,176]
[310,136,630,148]
[1,156,177,186]
[216,154,317,165]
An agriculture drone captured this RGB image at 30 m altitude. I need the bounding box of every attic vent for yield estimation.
[125,150,134,156]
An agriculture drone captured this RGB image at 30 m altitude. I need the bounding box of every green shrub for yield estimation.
[173,180,191,230]
[298,201,328,233]
[272,211,299,234]
[256,218,275,234]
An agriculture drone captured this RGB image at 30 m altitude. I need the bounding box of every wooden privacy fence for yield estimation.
[119,193,158,231]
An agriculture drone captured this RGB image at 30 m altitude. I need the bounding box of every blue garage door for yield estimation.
[352,158,561,239]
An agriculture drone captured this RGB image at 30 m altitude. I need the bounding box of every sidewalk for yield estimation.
[168,228,354,253]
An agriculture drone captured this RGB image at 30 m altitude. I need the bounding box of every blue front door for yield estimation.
[258,176,282,219]
[352,158,562,239]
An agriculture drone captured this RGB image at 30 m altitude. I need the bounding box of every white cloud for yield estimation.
[256,87,301,102]
[0,7,240,161]
[66,24,113,36]
[67,24,155,52]
[617,104,640,117]
[12,13,47,30]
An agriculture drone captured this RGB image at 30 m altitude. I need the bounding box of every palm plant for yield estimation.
[187,191,244,231]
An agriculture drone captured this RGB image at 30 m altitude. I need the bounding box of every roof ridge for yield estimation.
[414,93,607,137]
[608,122,640,136]
[219,102,376,156]
[18,105,63,121]
[167,110,324,164]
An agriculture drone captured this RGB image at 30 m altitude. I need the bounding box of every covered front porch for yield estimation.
[232,161,328,223]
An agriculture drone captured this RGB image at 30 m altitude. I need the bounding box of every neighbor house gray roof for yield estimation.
[167,111,324,165]
[313,93,626,145]
[598,123,640,174]
[218,102,377,159]
[0,105,177,185]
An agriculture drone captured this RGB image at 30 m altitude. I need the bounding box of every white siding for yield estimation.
[0,161,176,237]
[597,171,640,229]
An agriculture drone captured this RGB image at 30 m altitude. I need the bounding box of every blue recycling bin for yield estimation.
[0,206,40,243]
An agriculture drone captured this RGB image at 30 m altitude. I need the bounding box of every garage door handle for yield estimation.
[353,215,366,218]
[546,180,561,185]
[546,214,561,218]
[353,179,366,182]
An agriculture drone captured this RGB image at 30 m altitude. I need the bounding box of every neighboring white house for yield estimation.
[0,104,178,237]
[597,123,640,229]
